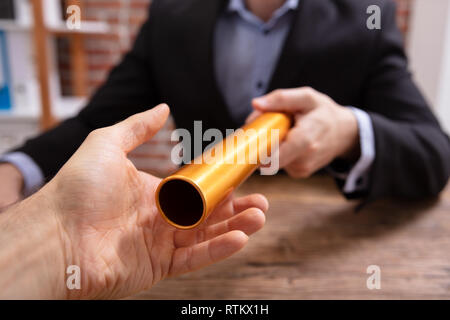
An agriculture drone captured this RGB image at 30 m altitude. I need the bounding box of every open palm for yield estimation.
[48,105,267,299]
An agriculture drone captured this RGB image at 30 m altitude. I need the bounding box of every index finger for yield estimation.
[252,87,319,113]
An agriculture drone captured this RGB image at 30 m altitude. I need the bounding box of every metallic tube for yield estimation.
[156,112,291,229]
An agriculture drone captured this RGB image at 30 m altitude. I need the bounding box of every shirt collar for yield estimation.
[228,0,299,12]
[228,0,299,19]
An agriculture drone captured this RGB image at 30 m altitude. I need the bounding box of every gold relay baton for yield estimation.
[155,112,291,229]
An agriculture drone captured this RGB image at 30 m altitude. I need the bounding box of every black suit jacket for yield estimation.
[15,0,450,202]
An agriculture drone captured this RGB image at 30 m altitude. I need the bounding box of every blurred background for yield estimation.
[0,0,449,178]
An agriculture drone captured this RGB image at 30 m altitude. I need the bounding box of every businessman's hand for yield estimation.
[249,87,359,178]
[0,104,267,299]
[0,164,23,211]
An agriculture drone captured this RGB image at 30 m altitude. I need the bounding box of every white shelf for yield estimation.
[52,96,87,120]
[0,110,40,121]
[0,96,87,121]
[0,20,30,32]
[0,20,111,35]
[48,21,111,35]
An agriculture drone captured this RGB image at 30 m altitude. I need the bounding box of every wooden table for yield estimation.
[133,174,450,299]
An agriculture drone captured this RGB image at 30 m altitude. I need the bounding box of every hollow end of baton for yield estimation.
[156,112,292,230]
[156,176,207,230]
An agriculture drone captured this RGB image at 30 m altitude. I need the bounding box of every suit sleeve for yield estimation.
[363,1,450,201]
[13,4,160,181]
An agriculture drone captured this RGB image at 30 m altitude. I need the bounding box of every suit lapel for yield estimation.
[180,0,321,127]
[180,0,236,128]
[268,0,319,91]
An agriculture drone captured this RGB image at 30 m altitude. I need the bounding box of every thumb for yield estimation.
[110,103,170,153]
[245,110,262,124]
[252,88,318,113]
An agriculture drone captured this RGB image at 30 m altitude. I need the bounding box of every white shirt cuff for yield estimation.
[342,107,375,193]
[327,107,376,194]
[0,152,45,196]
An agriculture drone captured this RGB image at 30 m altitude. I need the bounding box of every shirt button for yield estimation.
[356,177,364,186]
[257,81,264,89]
[263,29,270,35]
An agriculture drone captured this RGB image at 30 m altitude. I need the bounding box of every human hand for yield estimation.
[249,87,359,178]
[22,104,267,299]
[0,164,23,212]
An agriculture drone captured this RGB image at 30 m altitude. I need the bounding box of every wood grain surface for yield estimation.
[131,174,450,300]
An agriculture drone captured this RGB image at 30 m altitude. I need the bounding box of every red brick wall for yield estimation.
[58,0,152,97]
[396,0,412,35]
[57,0,414,177]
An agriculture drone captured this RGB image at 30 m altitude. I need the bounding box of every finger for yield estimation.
[245,110,262,124]
[233,193,269,213]
[277,127,308,168]
[169,230,248,276]
[284,161,309,179]
[206,193,269,225]
[175,207,265,247]
[252,87,318,113]
[278,142,301,169]
[202,192,234,226]
[108,104,170,153]
[206,208,265,239]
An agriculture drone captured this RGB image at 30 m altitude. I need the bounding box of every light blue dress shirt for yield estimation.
[1,0,375,196]
[215,0,298,124]
[215,0,375,194]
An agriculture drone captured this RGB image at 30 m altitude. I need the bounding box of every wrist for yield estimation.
[0,184,71,299]
[0,163,24,194]
[336,106,360,161]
